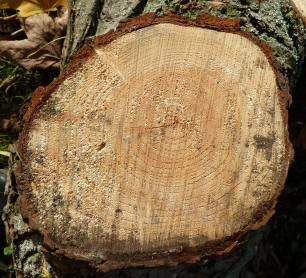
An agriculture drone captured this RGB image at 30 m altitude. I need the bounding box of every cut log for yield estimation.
[17,14,293,272]
[291,0,306,22]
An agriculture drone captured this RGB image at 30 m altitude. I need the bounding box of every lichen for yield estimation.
[42,262,54,278]
[96,0,142,35]
[2,153,58,278]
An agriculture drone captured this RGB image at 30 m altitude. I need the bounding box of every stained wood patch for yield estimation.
[17,14,292,272]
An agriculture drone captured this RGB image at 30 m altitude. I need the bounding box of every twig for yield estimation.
[5,80,19,94]
[27,36,65,58]
[0,74,20,92]
[0,151,11,157]
[0,14,18,22]
[0,66,19,90]
[11,28,25,37]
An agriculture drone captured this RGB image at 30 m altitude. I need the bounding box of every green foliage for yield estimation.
[3,246,11,256]
[0,56,41,168]
[8,264,15,273]
[0,56,41,117]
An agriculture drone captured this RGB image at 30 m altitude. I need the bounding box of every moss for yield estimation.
[145,0,210,17]
[225,4,242,17]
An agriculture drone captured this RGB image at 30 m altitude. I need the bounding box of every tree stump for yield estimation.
[15,13,296,273]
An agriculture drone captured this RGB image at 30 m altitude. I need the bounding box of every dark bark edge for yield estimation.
[290,0,306,23]
[16,12,293,273]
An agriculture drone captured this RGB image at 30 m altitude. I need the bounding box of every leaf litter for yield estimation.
[0,7,68,70]
[0,0,67,18]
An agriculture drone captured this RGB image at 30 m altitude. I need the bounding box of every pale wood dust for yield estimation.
[26,24,288,259]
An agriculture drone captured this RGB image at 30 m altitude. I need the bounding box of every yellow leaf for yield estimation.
[0,0,68,17]
[0,0,11,9]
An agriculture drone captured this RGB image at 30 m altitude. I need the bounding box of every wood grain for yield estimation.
[18,21,291,270]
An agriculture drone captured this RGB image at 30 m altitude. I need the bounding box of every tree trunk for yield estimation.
[4,0,305,277]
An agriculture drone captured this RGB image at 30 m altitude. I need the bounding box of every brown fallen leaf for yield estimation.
[0,8,67,70]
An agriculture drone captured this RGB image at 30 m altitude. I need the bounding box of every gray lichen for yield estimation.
[96,0,143,36]
[2,150,58,278]
[241,0,305,87]
[62,0,102,67]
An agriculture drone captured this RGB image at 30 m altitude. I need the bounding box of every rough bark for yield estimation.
[4,0,306,277]
[291,0,306,23]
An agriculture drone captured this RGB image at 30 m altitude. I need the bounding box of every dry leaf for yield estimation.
[0,8,68,70]
[0,0,68,18]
